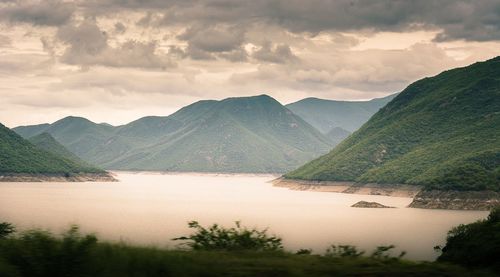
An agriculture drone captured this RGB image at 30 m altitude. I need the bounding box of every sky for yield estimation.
[1,0,499,128]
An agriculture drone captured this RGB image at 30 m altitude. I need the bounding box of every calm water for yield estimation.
[0,172,488,260]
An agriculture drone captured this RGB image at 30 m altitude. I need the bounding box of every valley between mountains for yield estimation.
[2,57,499,210]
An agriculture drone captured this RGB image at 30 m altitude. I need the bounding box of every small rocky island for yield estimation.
[351,201,395,208]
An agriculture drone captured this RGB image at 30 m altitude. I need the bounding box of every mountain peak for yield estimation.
[56,116,94,124]
[222,94,275,102]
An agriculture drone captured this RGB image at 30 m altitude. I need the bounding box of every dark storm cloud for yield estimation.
[175,24,248,60]
[56,19,174,69]
[1,1,499,41]
[252,42,299,64]
[178,24,245,53]
[80,0,500,42]
[0,0,74,26]
[114,22,126,34]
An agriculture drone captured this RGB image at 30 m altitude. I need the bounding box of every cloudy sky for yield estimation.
[1,0,499,127]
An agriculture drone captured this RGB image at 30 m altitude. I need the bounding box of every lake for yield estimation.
[0,172,488,260]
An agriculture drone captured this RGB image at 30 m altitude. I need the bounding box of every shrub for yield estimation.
[325,245,364,258]
[0,226,98,277]
[438,206,500,272]
[173,221,283,251]
[295,248,312,255]
[0,222,15,239]
[371,245,406,260]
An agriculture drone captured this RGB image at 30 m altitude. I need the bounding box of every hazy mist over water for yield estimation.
[0,172,488,260]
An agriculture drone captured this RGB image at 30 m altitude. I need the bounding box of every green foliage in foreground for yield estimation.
[0,123,103,175]
[286,56,500,191]
[0,222,15,239]
[437,206,500,272]
[173,221,283,251]
[0,222,496,277]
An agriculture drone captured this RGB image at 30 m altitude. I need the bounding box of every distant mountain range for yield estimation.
[286,56,500,192]
[0,123,105,177]
[285,93,397,134]
[15,95,334,173]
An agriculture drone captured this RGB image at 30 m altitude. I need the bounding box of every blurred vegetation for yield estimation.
[325,244,365,258]
[173,221,283,251]
[437,206,500,272]
[0,222,15,239]
[286,56,500,192]
[0,220,497,277]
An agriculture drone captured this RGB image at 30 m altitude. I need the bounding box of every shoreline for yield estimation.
[273,178,500,211]
[272,177,421,198]
[0,172,117,182]
[111,170,280,178]
[409,190,500,211]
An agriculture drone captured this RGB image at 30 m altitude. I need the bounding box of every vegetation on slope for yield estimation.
[15,116,116,159]
[28,133,93,167]
[15,95,333,173]
[325,127,351,146]
[286,57,500,191]
[0,123,103,175]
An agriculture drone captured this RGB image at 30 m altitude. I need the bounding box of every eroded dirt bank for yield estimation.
[273,178,499,210]
[0,172,117,182]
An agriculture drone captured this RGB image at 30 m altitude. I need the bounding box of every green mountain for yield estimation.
[325,127,351,146]
[0,123,103,175]
[28,132,91,166]
[15,116,125,165]
[285,57,500,191]
[286,94,397,133]
[15,95,333,173]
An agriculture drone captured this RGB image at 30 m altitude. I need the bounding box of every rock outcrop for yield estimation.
[351,201,395,208]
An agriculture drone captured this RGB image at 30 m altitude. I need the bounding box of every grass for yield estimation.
[0,219,498,277]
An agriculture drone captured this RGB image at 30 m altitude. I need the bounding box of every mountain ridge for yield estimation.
[285,56,500,192]
[14,94,333,173]
[0,123,112,180]
[285,93,397,134]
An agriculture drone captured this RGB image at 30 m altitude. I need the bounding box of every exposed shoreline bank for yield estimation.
[272,177,421,198]
[0,172,117,182]
[409,190,500,211]
[273,178,499,211]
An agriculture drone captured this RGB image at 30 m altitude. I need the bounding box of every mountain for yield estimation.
[325,127,351,146]
[285,57,500,191]
[28,132,91,166]
[15,116,116,159]
[286,93,397,133]
[14,95,333,173]
[0,123,104,175]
